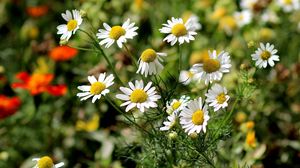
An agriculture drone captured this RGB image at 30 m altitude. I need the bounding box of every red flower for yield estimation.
[26,5,49,17]
[0,95,21,119]
[11,72,67,96]
[49,46,78,61]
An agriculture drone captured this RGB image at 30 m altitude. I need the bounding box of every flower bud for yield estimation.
[189,132,198,139]
[168,131,177,140]
[247,41,255,48]
[80,10,87,17]
[59,39,68,46]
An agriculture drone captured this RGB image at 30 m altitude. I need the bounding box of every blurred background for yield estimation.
[0,0,300,167]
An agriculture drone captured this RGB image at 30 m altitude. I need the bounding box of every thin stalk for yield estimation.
[211,98,239,143]
[124,44,138,68]
[178,45,182,74]
[67,45,94,52]
[96,47,125,86]
[78,28,125,86]
[202,82,211,108]
[105,97,152,135]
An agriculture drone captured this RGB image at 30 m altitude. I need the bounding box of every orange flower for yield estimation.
[49,46,78,61]
[11,72,67,96]
[26,5,49,17]
[0,95,21,119]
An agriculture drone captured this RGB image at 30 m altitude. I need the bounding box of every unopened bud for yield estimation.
[168,131,177,140]
[189,132,198,139]
[240,63,248,70]
[59,39,68,46]
[247,78,254,84]
[80,10,87,17]
[247,41,255,48]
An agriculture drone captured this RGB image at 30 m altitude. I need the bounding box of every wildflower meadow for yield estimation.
[0,0,300,167]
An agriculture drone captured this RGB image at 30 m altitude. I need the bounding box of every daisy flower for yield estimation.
[160,112,177,131]
[261,10,280,24]
[116,80,161,112]
[277,0,300,12]
[159,17,197,46]
[191,50,231,85]
[32,156,64,168]
[96,19,138,48]
[179,69,199,85]
[77,73,114,103]
[137,48,166,77]
[57,9,83,41]
[251,43,280,68]
[240,0,258,10]
[234,10,252,27]
[205,84,230,112]
[182,12,202,31]
[180,97,210,135]
[166,96,190,115]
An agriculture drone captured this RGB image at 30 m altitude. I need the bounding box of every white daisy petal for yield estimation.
[251,43,279,69]
[77,73,115,102]
[116,80,161,112]
[57,9,82,41]
[97,19,138,48]
[179,97,210,135]
[160,17,198,45]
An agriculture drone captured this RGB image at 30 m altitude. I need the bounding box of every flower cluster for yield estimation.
[11,72,67,96]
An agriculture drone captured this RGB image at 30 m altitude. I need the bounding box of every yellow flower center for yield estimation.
[260,51,271,60]
[130,89,148,103]
[238,14,244,21]
[90,82,106,95]
[216,93,226,104]
[171,23,187,37]
[246,131,256,148]
[187,71,194,78]
[192,110,204,125]
[284,0,292,4]
[67,19,78,31]
[141,49,157,62]
[109,26,126,40]
[171,101,181,110]
[37,156,54,168]
[246,121,255,129]
[203,59,221,73]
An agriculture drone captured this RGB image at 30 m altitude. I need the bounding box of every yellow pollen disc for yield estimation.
[187,71,194,78]
[37,156,54,168]
[260,51,271,60]
[203,59,221,73]
[141,49,157,62]
[246,131,256,148]
[284,0,292,4]
[172,101,181,110]
[130,89,148,103]
[239,15,244,21]
[67,19,78,31]
[171,23,187,37]
[216,93,226,104]
[192,110,204,125]
[109,26,126,40]
[90,82,106,95]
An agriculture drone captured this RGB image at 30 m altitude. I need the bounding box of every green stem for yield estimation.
[78,28,125,86]
[124,44,138,68]
[202,82,211,108]
[78,29,96,41]
[211,98,239,144]
[178,45,182,74]
[105,97,152,135]
[67,45,94,52]
[96,47,125,86]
